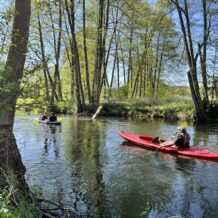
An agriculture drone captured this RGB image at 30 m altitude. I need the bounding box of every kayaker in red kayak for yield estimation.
[158,127,190,148]
[119,130,218,161]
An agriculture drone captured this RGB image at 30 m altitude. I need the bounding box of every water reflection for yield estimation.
[42,125,61,158]
[174,157,196,174]
[63,119,109,217]
[14,116,218,218]
[43,138,48,155]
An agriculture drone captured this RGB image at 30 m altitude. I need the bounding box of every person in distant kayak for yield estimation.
[41,113,48,121]
[49,112,57,122]
[159,127,190,148]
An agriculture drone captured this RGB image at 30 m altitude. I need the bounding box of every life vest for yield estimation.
[170,132,190,147]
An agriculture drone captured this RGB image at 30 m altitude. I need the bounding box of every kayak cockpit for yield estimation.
[139,135,165,144]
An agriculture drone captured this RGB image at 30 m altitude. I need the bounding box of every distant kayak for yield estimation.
[39,120,62,126]
[118,130,218,162]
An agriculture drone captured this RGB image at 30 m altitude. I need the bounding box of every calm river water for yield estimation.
[14,115,218,218]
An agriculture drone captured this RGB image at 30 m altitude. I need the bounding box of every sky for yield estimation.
[0,0,12,9]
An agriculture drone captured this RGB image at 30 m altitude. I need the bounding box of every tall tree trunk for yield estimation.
[131,40,148,98]
[127,21,133,88]
[156,38,165,97]
[115,34,120,89]
[82,0,92,104]
[49,2,58,108]
[49,1,63,109]
[63,12,75,105]
[199,0,209,109]
[65,0,86,113]
[174,0,207,122]
[56,2,63,101]
[92,0,105,108]
[214,80,218,103]
[37,14,49,101]
[109,53,117,97]
[0,0,31,199]
[152,33,160,96]
[119,38,126,85]
[101,4,117,91]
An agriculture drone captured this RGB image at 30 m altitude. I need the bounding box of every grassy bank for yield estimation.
[16,97,195,120]
[16,97,218,121]
[100,98,194,120]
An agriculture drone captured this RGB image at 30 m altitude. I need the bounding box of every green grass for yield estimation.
[101,98,194,120]
[0,188,36,218]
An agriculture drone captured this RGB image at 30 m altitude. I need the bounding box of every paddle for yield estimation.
[155,144,163,152]
[57,117,62,122]
[33,117,39,124]
[33,116,62,124]
[154,142,175,152]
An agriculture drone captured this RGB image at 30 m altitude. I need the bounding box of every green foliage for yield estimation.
[101,97,194,120]
[0,189,13,218]
[11,200,36,218]
[0,188,38,218]
[102,102,129,117]
[0,66,16,115]
[0,66,14,93]
[16,97,73,114]
[53,99,73,114]
[0,177,45,218]
[16,97,45,113]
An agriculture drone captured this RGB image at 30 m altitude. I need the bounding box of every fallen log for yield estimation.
[91,105,103,120]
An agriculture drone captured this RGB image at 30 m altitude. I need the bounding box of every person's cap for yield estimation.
[177,126,186,132]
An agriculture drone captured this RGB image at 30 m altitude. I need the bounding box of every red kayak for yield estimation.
[119,130,218,162]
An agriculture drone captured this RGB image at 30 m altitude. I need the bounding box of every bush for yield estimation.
[0,188,36,218]
[0,189,13,218]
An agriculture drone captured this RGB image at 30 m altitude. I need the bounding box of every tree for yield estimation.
[91,0,109,108]
[0,0,31,199]
[48,0,63,109]
[171,0,208,121]
[65,0,86,113]
[82,0,92,104]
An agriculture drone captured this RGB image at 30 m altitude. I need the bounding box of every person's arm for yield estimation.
[160,140,175,148]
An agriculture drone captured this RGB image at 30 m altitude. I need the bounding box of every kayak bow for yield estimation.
[118,130,218,162]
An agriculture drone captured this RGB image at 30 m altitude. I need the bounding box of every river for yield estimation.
[14,115,218,218]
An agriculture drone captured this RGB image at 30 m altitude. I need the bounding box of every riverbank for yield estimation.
[100,101,194,120]
[16,98,218,122]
